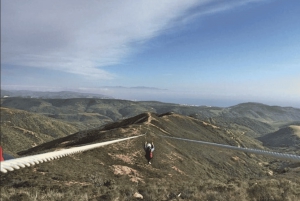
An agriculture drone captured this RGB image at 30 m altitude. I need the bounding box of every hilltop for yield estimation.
[2,112,300,200]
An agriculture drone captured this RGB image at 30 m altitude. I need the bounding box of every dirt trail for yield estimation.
[290,125,300,138]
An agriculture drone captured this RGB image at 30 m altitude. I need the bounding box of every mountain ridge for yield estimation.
[1,112,300,200]
[1,90,112,99]
[2,98,300,137]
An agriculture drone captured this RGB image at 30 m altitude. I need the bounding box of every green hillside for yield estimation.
[258,125,300,152]
[0,107,79,156]
[2,98,300,138]
[2,112,299,200]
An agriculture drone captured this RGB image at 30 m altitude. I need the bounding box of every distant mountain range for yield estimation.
[1,89,112,99]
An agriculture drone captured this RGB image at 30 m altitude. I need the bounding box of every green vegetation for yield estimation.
[0,107,79,156]
[1,98,300,200]
[2,98,300,135]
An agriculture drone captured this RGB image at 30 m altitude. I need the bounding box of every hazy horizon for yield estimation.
[2,1,300,108]
[2,87,300,109]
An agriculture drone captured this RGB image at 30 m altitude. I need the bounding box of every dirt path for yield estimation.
[290,125,300,138]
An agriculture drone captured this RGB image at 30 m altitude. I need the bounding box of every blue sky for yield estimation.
[1,0,300,107]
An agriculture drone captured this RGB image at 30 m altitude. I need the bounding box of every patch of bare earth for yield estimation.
[63,181,90,186]
[290,125,300,138]
[201,121,220,129]
[111,165,144,183]
[231,156,246,164]
[164,152,184,162]
[172,166,186,175]
[108,153,134,164]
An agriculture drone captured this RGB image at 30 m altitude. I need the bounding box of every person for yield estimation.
[144,142,154,164]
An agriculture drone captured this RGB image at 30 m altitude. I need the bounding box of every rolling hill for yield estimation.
[258,125,300,149]
[2,97,300,137]
[1,112,300,200]
[0,107,79,156]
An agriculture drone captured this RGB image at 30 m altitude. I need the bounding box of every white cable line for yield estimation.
[159,135,300,162]
[0,135,144,173]
[2,133,299,173]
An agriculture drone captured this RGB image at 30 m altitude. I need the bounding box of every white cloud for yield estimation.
[1,0,264,79]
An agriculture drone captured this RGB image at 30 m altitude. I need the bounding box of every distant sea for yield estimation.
[151,97,243,107]
[153,97,300,108]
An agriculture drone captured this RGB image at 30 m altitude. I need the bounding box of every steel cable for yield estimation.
[160,135,300,162]
[2,133,299,173]
[0,135,144,173]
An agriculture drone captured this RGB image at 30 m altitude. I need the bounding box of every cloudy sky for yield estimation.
[1,0,300,107]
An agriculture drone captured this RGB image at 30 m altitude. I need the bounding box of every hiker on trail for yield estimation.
[144,142,154,164]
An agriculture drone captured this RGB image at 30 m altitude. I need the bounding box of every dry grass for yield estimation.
[1,177,299,201]
[1,105,300,201]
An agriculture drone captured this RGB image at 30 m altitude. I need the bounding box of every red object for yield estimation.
[0,146,4,161]
[149,152,153,159]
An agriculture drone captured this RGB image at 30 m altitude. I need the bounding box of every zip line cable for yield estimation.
[159,135,300,162]
[1,133,299,173]
[0,135,145,173]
